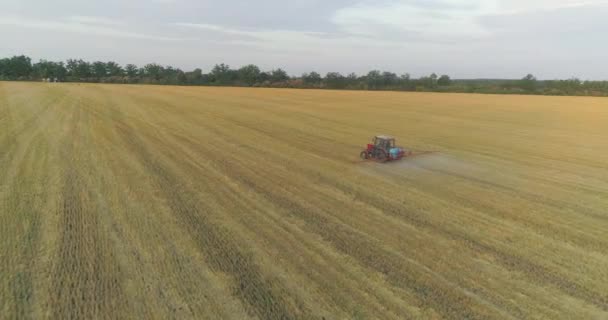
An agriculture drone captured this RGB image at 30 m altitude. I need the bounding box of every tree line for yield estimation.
[1,55,607,96]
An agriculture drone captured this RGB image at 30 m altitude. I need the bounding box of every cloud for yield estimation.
[164,0,355,32]
[498,0,608,13]
[170,21,415,68]
[174,21,341,43]
[0,15,188,41]
[67,15,125,26]
[331,0,608,40]
[331,0,498,41]
[2,0,608,79]
[481,2,608,37]
[171,21,405,50]
[172,22,257,39]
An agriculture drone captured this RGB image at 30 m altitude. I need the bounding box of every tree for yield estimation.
[143,63,164,81]
[303,71,322,86]
[418,76,432,90]
[0,55,33,79]
[562,78,582,93]
[66,59,92,79]
[237,64,261,86]
[176,70,187,84]
[519,74,537,92]
[437,75,451,86]
[258,72,271,84]
[270,68,289,83]
[400,73,412,90]
[125,64,138,78]
[210,63,235,84]
[381,71,398,88]
[92,61,108,79]
[417,73,439,89]
[430,73,438,87]
[346,73,359,88]
[106,61,124,77]
[54,62,67,80]
[325,72,346,89]
[523,74,536,81]
[65,59,77,76]
[185,68,203,84]
[0,58,7,79]
[366,70,382,90]
[8,54,608,96]
[162,66,180,84]
[33,60,67,80]
[32,60,54,79]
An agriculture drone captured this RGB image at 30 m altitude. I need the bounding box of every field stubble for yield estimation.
[1,82,607,319]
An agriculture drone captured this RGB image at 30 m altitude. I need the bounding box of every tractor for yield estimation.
[360,135,412,162]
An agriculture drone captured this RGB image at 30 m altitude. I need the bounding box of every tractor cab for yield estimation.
[373,135,396,150]
[361,135,408,162]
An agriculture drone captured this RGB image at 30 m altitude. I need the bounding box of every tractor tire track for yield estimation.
[163,130,501,319]
[1,85,63,319]
[408,161,608,223]
[144,99,606,316]
[114,122,301,320]
[51,106,125,320]
[191,115,608,312]
[169,127,607,317]
[0,87,65,170]
[1,133,48,319]
[143,128,417,319]
[83,88,256,319]
[332,179,608,311]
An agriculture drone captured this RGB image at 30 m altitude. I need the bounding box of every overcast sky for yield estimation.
[1,0,607,79]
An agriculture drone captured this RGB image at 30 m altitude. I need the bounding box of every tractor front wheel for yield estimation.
[360,151,369,160]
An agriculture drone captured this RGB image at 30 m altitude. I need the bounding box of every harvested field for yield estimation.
[1,81,607,319]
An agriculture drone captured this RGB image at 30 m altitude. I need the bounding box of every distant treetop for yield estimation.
[1,55,606,96]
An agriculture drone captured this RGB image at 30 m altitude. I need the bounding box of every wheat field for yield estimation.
[1,81,607,319]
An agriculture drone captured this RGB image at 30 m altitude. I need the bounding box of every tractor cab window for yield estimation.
[389,139,395,148]
[378,139,391,149]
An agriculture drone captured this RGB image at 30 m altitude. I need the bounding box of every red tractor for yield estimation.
[360,135,412,162]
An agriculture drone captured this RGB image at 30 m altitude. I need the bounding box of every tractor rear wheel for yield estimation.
[375,150,388,163]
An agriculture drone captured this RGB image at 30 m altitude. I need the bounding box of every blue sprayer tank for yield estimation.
[390,148,400,159]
